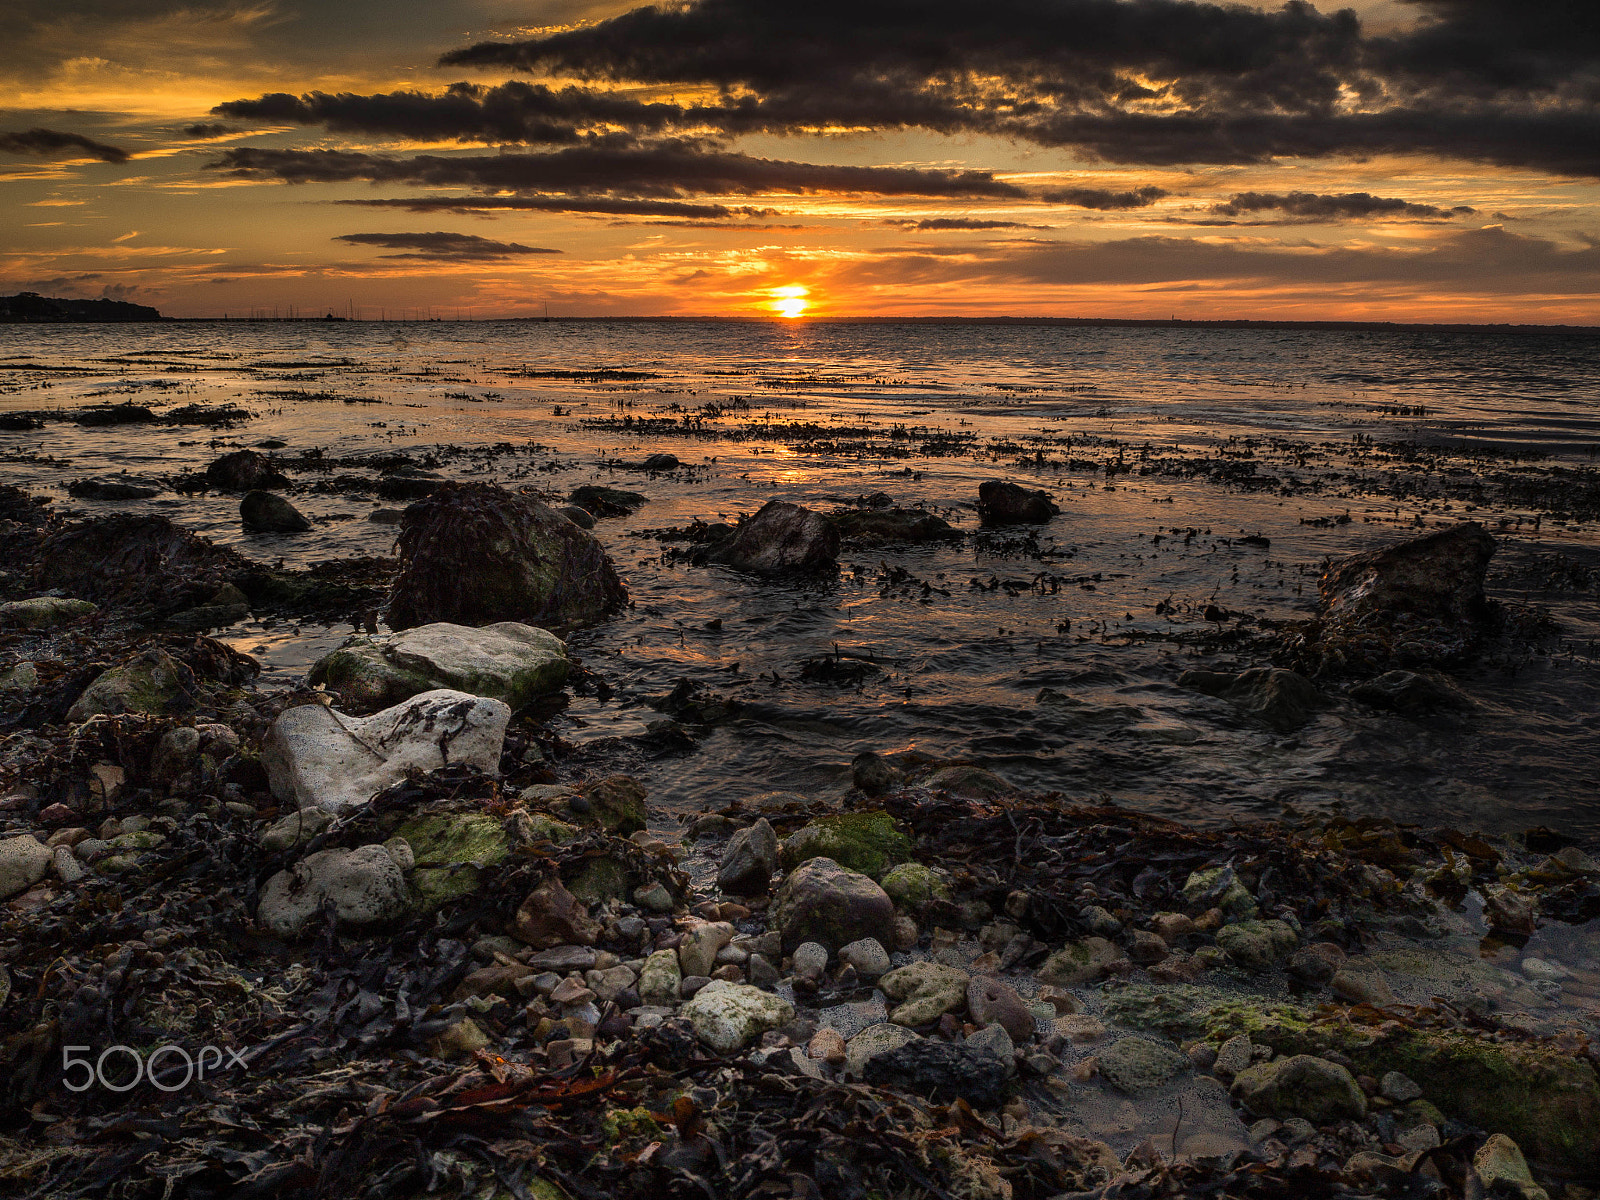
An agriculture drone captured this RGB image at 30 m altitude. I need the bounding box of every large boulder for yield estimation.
[1231,1054,1367,1122]
[308,621,568,712]
[257,844,410,938]
[206,449,287,491]
[770,857,895,953]
[262,689,510,814]
[977,480,1058,525]
[387,483,627,633]
[1298,522,1497,673]
[34,515,246,611]
[709,500,839,574]
[778,811,912,879]
[241,490,310,532]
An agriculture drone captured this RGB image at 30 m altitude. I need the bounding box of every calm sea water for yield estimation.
[3,319,1598,839]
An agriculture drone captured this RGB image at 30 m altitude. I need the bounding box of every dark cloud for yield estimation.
[1211,191,1475,220]
[181,123,236,138]
[899,218,1046,230]
[335,196,779,219]
[333,231,562,260]
[0,127,128,162]
[211,142,1027,198]
[1041,185,1167,209]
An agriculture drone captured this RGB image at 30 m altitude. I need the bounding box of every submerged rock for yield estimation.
[572,775,648,835]
[828,508,961,544]
[257,843,410,938]
[708,500,839,574]
[1349,669,1473,715]
[977,480,1059,525]
[387,483,627,634]
[241,490,311,533]
[262,689,510,814]
[308,621,568,712]
[206,449,288,491]
[67,476,163,500]
[569,485,648,516]
[1179,667,1325,732]
[770,857,895,953]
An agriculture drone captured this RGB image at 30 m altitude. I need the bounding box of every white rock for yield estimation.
[262,689,510,814]
[258,844,410,937]
[310,621,568,709]
[259,808,333,851]
[52,845,85,884]
[680,980,795,1052]
[0,835,51,900]
[837,937,891,982]
[1520,957,1570,983]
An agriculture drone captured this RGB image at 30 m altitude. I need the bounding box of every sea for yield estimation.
[2,318,1598,840]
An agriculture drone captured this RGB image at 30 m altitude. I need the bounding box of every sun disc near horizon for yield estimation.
[771,284,809,319]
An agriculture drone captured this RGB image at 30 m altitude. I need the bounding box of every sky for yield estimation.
[2,0,1597,321]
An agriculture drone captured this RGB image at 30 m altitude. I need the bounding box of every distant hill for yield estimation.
[0,291,162,322]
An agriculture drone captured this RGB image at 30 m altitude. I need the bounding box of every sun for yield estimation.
[770,284,809,319]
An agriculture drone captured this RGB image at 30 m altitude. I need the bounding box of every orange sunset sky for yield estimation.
[2,1,1596,322]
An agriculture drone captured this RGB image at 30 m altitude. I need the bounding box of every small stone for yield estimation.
[1150,912,1197,943]
[39,803,76,825]
[0,836,52,900]
[966,977,1036,1042]
[1330,966,1396,1006]
[677,921,735,978]
[1248,1118,1281,1144]
[717,817,779,895]
[837,937,891,983]
[966,1023,1016,1073]
[1036,937,1128,986]
[892,915,919,950]
[843,1022,919,1079]
[512,877,602,949]
[1379,1071,1422,1103]
[710,964,743,983]
[259,808,333,852]
[808,1028,847,1063]
[863,1038,1009,1107]
[1126,930,1170,964]
[680,980,795,1052]
[1037,986,1081,1015]
[1080,905,1123,936]
[1215,919,1298,971]
[747,953,780,988]
[1231,1054,1367,1122]
[52,845,85,884]
[679,975,712,999]
[636,948,682,1005]
[1280,1118,1317,1145]
[1395,1123,1440,1153]
[1052,1014,1106,1044]
[633,882,674,912]
[1213,1034,1253,1078]
[549,977,594,1005]
[770,857,895,953]
[879,961,969,1027]
[1472,1134,1549,1200]
[1097,1037,1191,1094]
[791,941,829,982]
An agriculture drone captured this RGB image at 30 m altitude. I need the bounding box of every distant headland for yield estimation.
[0,292,163,322]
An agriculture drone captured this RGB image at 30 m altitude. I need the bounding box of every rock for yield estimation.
[880,862,951,911]
[0,597,97,629]
[1036,937,1129,986]
[512,877,601,949]
[977,480,1058,525]
[259,808,333,852]
[1287,947,1341,986]
[779,811,911,878]
[565,775,644,835]
[1052,1014,1106,1043]
[640,453,679,472]
[35,514,246,611]
[1349,670,1473,714]
[525,946,596,972]
[1331,966,1396,1006]
[0,662,40,692]
[1215,920,1298,971]
[386,483,627,634]
[850,751,903,796]
[678,922,735,978]
[838,938,891,983]
[1301,522,1497,672]
[257,844,410,938]
[206,449,287,491]
[308,621,569,712]
[966,1023,1015,1071]
[261,689,510,815]
[1473,1135,1549,1200]
[52,845,85,884]
[1080,905,1123,937]
[791,942,829,982]
[747,953,780,988]
[1179,667,1325,732]
[241,490,311,533]
[1483,886,1538,937]
[967,978,1036,1042]
[828,508,961,544]
[67,476,164,500]
[844,1022,919,1078]
[708,500,839,574]
[1380,1070,1422,1103]
[396,810,509,908]
[808,1028,847,1063]
[368,508,406,525]
[0,836,52,900]
[636,949,683,1005]
[67,653,191,722]
[1098,1037,1192,1094]
[1150,912,1197,944]
[1181,867,1258,920]
[568,485,648,516]
[680,980,795,1052]
[633,882,674,912]
[770,857,896,953]
[863,1038,1009,1108]
[717,817,778,894]
[879,961,969,1026]
[1127,929,1171,964]
[1231,1055,1367,1122]
[432,1017,492,1060]
[918,764,1016,799]
[893,915,919,950]
[1213,1034,1254,1078]
[566,854,635,905]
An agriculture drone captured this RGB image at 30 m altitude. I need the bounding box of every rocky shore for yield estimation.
[1,470,1597,1200]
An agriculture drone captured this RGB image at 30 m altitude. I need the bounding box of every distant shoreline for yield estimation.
[155,314,1600,336]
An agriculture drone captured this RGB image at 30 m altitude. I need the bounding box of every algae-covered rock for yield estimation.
[918,764,1017,799]
[1097,1037,1191,1094]
[779,811,911,879]
[309,621,569,712]
[1474,1135,1549,1200]
[880,862,952,911]
[1215,919,1298,971]
[396,811,510,910]
[1036,937,1129,986]
[1180,866,1258,919]
[681,980,794,1052]
[574,776,648,835]
[1231,1054,1366,1122]
[879,961,970,1027]
[637,948,682,1005]
[565,854,636,906]
[67,654,189,722]
[0,597,97,629]
[770,857,895,953]
[387,482,627,633]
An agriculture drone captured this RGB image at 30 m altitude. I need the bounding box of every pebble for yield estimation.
[808,1028,847,1063]
[1213,1034,1253,1078]
[791,941,829,982]
[837,937,890,982]
[1379,1070,1422,1103]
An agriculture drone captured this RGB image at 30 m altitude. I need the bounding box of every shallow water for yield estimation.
[2,319,1598,840]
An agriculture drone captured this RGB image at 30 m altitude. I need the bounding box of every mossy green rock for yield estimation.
[1232,1054,1367,1122]
[880,862,951,910]
[309,621,568,712]
[1181,867,1258,919]
[566,855,635,905]
[574,776,648,835]
[395,812,510,912]
[67,659,187,722]
[778,811,912,879]
[1215,919,1298,971]
[1097,1037,1192,1094]
[0,597,97,628]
